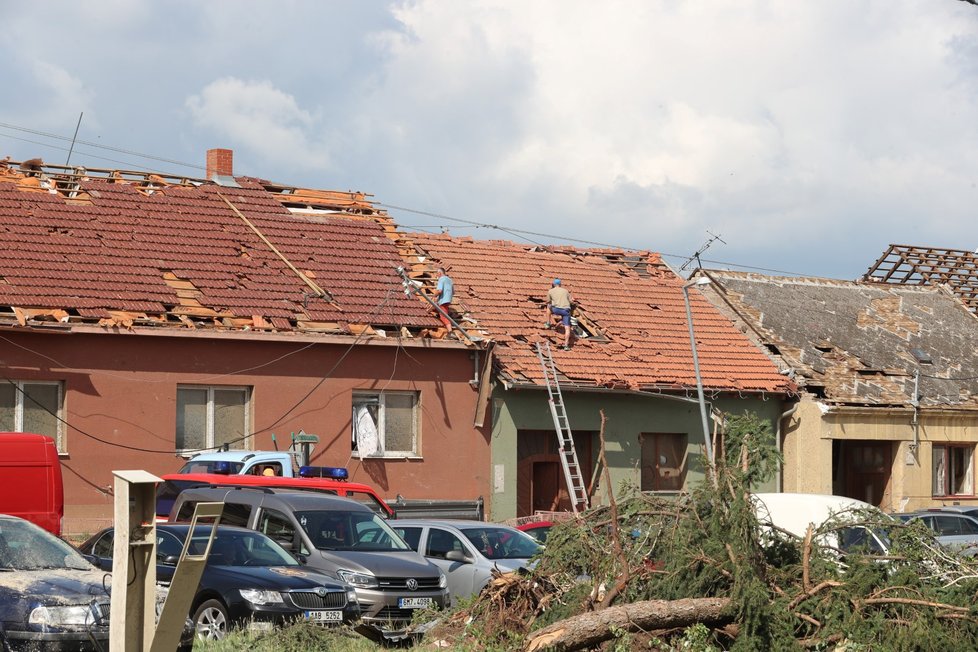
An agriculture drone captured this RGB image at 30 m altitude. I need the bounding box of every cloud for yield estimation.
[186,78,330,172]
[352,1,978,276]
[1,1,976,279]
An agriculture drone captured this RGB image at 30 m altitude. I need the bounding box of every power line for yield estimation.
[0,131,167,171]
[0,283,421,457]
[2,119,831,278]
[0,121,205,171]
[379,202,814,277]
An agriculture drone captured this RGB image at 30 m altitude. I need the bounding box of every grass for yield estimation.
[192,623,382,651]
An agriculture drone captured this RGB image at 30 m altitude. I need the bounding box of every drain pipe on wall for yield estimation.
[776,402,799,493]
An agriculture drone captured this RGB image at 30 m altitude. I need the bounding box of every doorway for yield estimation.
[833,440,892,507]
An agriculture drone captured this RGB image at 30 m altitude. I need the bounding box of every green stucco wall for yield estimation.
[488,385,784,520]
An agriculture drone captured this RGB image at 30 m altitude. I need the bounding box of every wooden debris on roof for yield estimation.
[12,307,69,326]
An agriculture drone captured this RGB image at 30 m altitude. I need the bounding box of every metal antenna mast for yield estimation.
[679,230,727,273]
[65,112,84,166]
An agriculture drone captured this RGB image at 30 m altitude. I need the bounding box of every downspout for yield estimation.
[776,402,799,493]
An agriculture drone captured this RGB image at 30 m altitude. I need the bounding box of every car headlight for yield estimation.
[346,588,359,603]
[438,572,448,589]
[337,569,378,589]
[29,605,94,627]
[239,589,284,605]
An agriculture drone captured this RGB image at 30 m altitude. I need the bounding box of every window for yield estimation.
[156,531,184,563]
[351,392,419,457]
[176,385,250,452]
[425,528,467,560]
[933,445,974,497]
[393,526,422,552]
[256,508,305,554]
[640,433,688,492]
[91,531,114,558]
[0,381,64,451]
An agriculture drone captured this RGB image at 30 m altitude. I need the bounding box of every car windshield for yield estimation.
[296,510,409,551]
[187,529,300,567]
[463,527,542,560]
[0,519,92,571]
[178,460,245,474]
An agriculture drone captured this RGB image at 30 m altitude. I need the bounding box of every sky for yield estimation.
[1,1,976,280]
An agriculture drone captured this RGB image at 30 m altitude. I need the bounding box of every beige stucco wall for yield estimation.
[782,396,978,513]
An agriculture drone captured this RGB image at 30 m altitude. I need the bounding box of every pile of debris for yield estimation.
[428,413,978,651]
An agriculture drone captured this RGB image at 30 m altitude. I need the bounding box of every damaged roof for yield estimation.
[700,270,978,408]
[864,244,978,313]
[0,158,441,337]
[404,234,793,395]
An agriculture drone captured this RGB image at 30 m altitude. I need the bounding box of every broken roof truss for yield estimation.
[864,244,978,312]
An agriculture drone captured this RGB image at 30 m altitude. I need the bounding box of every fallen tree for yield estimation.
[426,412,978,651]
[523,597,731,652]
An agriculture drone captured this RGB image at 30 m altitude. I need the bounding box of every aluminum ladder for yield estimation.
[536,341,589,513]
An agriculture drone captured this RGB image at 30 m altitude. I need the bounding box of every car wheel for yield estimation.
[193,599,229,640]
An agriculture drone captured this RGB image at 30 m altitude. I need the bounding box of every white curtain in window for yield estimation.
[932,446,946,496]
[355,405,379,456]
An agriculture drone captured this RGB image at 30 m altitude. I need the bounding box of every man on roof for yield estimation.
[435,267,454,333]
[547,278,573,350]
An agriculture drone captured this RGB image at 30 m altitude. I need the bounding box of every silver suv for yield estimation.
[169,487,449,638]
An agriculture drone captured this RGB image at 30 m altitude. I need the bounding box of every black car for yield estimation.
[79,524,360,640]
[0,515,110,651]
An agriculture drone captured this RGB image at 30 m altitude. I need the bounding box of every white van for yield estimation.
[752,493,891,554]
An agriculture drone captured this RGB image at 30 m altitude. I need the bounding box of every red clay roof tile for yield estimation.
[0,160,440,335]
[409,234,793,395]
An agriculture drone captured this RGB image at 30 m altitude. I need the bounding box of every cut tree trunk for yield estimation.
[523,597,731,652]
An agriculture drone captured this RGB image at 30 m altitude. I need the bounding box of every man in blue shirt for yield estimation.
[435,267,454,331]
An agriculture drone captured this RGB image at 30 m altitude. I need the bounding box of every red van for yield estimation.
[0,432,64,536]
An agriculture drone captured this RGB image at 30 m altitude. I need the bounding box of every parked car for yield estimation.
[0,514,110,650]
[390,520,543,604]
[78,523,360,640]
[168,487,449,639]
[932,505,978,519]
[177,450,300,477]
[516,520,554,545]
[0,433,64,535]
[892,510,978,556]
[752,493,893,554]
[156,467,395,521]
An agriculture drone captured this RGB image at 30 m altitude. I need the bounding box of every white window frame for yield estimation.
[351,391,420,458]
[0,380,65,452]
[932,444,975,497]
[176,385,252,454]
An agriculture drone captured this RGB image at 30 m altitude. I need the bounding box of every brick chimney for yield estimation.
[206,148,233,179]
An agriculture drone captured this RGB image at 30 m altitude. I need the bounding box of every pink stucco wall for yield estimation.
[0,329,489,534]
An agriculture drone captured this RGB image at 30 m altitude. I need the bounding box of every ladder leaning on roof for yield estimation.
[535,341,589,514]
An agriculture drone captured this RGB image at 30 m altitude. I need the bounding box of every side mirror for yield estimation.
[163,555,180,566]
[82,554,100,568]
[445,550,470,564]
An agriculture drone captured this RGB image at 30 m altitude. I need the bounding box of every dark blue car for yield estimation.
[79,523,359,641]
[0,515,110,651]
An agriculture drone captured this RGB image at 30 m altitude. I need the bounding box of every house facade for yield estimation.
[0,153,489,534]
[401,235,795,520]
[698,270,978,512]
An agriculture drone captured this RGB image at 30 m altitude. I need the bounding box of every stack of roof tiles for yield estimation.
[0,160,438,333]
[408,234,793,395]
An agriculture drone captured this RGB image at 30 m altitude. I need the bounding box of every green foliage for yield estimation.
[433,410,978,650]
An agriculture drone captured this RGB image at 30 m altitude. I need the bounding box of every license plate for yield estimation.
[398,597,433,609]
[305,610,343,622]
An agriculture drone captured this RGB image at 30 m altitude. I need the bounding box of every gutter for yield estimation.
[0,323,473,349]
[776,402,799,492]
